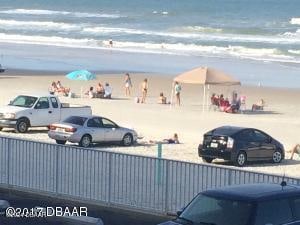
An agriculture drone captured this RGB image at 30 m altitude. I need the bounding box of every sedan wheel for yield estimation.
[235,152,247,167]
[272,150,282,163]
[56,140,66,145]
[79,135,92,148]
[122,133,133,146]
[202,157,214,163]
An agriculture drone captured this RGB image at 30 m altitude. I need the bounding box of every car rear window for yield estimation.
[63,116,87,126]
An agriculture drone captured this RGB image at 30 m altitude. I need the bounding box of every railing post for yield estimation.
[156,143,162,185]
[164,160,169,214]
[7,138,11,186]
[227,169,232,186]
[108,152,112,205]
[55,145,59,194]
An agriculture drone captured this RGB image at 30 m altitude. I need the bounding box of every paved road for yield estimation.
[0,188,170,225]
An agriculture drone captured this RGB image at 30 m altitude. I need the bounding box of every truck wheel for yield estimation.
[202,157,214,163]
[234,151,247,167]
[79,135,92,148]
[122,133,133,146]
[0,127,3,131]
[56,140,66,145]
[15,119,29,133]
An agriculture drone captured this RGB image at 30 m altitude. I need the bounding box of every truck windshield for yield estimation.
[9,95,38,108]
[63,116,88,126]
[179,194,252,225]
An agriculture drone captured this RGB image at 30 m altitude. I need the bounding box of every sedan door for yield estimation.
[101,118,123,142]
[252,130,275,159]
[86,117,105,142]
[235,129,261,161]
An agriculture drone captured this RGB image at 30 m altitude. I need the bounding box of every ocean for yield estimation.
[0,0,300,87]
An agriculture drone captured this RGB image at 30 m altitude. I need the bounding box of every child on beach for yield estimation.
[158,92,169,104]
[124,73,132,96]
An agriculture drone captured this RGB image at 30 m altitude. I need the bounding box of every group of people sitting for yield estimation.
[49,81,70,96]
[85,82,113,99]
[210,92,242,113]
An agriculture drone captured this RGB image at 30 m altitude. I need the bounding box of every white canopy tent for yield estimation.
[172,67,241,111]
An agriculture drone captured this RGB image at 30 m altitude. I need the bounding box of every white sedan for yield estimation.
[48,115,138,147]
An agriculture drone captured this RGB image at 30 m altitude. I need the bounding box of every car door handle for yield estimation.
[48,111,52,114]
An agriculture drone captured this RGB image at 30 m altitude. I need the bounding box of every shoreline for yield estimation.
[1,42,300,88]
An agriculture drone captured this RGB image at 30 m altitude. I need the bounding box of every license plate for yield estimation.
[57,128,65,132]
[210,143,218,148]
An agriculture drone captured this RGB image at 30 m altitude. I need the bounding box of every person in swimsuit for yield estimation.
[124,73,132,97]
[174,81,182,106]
[141,78,148,103]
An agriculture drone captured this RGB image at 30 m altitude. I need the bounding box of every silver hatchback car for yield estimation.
[48,115,138,147]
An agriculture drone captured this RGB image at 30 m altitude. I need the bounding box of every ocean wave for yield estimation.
[282,29,300,37]
[290,18,300,25]
[288,50,300,55]
[0,19,79,31]
[0,33,298,64]
[0,8,122,18]
[178,26,223,33]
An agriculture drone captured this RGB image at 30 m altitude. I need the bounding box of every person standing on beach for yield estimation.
[124,73,132,96]
[141,78,148,103]
[174,81,182,106]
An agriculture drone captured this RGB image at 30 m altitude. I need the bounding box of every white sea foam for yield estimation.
[282,29,300,37]
[162,11,169,15]
[290,18,300,25]
[0,8,122,18]
[288,50,300,55]
[0,19,79,31]
[0,33,298,64]
[179,26,223,33]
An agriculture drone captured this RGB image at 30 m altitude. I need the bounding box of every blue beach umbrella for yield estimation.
[66,70,96,81]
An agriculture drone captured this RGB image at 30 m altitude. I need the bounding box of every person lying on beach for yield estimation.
[289,144,300,160]
[252,99,265,111]
[56,81,70,96]
[158,92,170,104]
[85,86,95,98]
[149,133,180,144]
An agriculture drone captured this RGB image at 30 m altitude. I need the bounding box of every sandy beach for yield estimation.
[0,72,300,178]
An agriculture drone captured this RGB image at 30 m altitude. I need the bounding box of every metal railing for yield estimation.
[0,136,299,214]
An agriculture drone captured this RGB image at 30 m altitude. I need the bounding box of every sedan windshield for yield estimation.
[63,116,88,126]
[9,95,38,108]
[179,194,252,225]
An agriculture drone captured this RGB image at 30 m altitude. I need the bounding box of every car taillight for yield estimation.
[49,125,56,130]
[65,127,77,133]
[227,137,234,149]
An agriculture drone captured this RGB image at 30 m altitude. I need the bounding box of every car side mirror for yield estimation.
[176,209,183,216]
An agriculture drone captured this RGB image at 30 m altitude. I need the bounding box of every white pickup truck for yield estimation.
[0,93,92,133]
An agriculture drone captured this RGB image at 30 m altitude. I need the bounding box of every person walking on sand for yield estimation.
[124,73,132,96]
[141,78,148,103]
[174,81,181,106]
